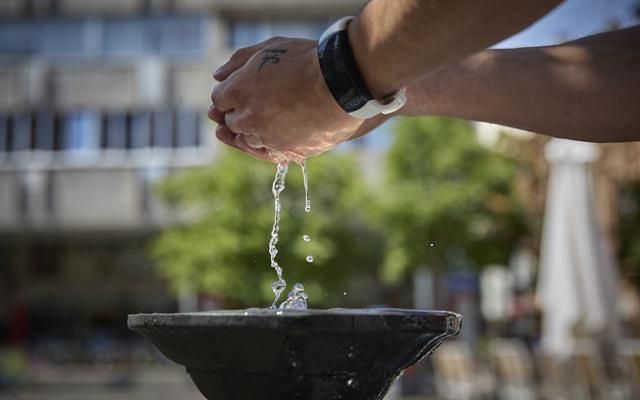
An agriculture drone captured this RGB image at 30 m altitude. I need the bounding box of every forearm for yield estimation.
[404,26,640,142]
[348,0,562,97]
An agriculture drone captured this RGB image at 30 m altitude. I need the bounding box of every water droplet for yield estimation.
[347,352,354,359]
[302,234,311,242]
[429,242,435,247]
[343,292,347,296]
[276,310,284,316]
[347,378,358,388]
[306,255,314,263]
[304,204,311,213]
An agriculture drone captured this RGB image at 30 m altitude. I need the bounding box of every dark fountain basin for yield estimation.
[128,308,462,400]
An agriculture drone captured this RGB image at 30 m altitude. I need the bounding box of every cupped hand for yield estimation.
[208,37,388,163]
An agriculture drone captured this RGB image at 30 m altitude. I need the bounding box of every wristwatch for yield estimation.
[317,16,407,119]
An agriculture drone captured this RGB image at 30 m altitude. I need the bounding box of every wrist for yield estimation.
[347,16,401,99]
[317,17,407,119]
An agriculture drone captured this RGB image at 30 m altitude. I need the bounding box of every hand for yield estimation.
[208,37,386,163]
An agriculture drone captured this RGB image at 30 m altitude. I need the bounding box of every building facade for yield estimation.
[0,0,365,347]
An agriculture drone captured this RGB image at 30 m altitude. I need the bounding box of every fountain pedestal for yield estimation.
[128,308,461,400]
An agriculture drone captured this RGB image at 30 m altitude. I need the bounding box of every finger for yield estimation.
[210,81,232,112]
[233,134,275,162]
[207,105,225,124]
[215,125,275,162]
[224,110,248,135]
[214,41,268,82]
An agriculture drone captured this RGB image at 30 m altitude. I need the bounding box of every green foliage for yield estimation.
[373,117,528,281]
[151,117,530,306]
[151,149,383,308]
[618,182,640,283]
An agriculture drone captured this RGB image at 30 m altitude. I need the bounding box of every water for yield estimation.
[301,160,311,213]
[267,162,312,310]
[300,161,313,267]
[279,283,309,310]
[269,162,288,308]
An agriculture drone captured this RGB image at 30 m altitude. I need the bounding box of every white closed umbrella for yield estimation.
[537,138,619,357]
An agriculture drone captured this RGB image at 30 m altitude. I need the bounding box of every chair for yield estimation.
[489,339,536,400]
[432,341,494,400]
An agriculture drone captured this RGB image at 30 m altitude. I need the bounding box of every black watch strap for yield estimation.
[317,17,407,119]
[318,21,374,114]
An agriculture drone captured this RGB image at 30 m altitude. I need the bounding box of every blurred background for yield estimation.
[0,0,640,399]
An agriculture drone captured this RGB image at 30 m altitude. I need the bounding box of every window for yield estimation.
[104,113,128,148]
[0,22,40,55]
[229,19,329,49]
[35,112,55,151]
[63,111,99,151]
[152,111,173,148]
[131,112,152,148]
[0,115,7,152]
[41,21,87,56]
[0,16,206,59]
[103,19,145,56]
[148,16,204,56]
[0,109,204,160]
[229,21,259,50]
[12,114,32,151]
[176,110,199,147]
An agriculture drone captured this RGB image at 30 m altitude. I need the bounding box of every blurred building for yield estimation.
[0,0,365,346]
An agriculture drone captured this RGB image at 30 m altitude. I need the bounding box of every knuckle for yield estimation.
[223,83,242,101]
[235,115,252,133]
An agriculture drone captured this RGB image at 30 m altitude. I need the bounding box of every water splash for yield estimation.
[269,162,288,308]
[279,283,308,310]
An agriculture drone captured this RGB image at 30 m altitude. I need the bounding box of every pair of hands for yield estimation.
[208,37,389,163]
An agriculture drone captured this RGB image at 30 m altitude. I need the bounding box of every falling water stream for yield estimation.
[268,161,312,310]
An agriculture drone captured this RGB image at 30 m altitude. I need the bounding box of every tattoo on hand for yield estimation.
[259,49,288,71]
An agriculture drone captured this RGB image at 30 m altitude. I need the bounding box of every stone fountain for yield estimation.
[128,308,461,400]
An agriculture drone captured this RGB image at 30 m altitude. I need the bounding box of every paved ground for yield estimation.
[0,384,204,400]
[0,365,204,400]
[0,365,427,400]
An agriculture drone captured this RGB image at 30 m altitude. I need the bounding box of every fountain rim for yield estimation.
[128,308,462,335]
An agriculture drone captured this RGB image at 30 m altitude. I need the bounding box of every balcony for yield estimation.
[53,65,138,110]
[0,63,28,110]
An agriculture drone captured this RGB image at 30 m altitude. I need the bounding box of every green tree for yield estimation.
[151,149,383,308]
[374,117,528,282]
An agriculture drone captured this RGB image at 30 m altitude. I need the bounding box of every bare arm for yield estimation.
[350,0,562,97]
[209,0,562,162]
[403,26,640,142]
